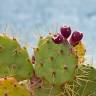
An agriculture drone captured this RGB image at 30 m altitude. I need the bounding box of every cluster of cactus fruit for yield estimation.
[0,26,95,96]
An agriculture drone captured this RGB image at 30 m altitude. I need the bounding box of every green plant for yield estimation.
[0,77,31,96]
[0,35,34,81]
[0,26,95,96]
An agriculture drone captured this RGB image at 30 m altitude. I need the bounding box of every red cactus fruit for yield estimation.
[52,33,63,44]
[70,31,83,46]
[60,26,71,39]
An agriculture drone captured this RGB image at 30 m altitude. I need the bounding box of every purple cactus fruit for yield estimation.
[32,56,35,64]
[60,26,71,39]
[70,31,83,46]
[52,33,63,44]
[71,31,83,41]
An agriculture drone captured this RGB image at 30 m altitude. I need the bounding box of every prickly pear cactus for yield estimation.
[0,26,95,96]
[0,77,31,96]
[0,35,34,80]
[32,26,96,96]
[34,34,78,86]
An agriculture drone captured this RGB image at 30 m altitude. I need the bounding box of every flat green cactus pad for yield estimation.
[34,36,78,85]
[0,35,34,80]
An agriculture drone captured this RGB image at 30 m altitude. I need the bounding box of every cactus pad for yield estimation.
[0,77,31,96]
[0,35,34,80]
[34,35,78,85]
